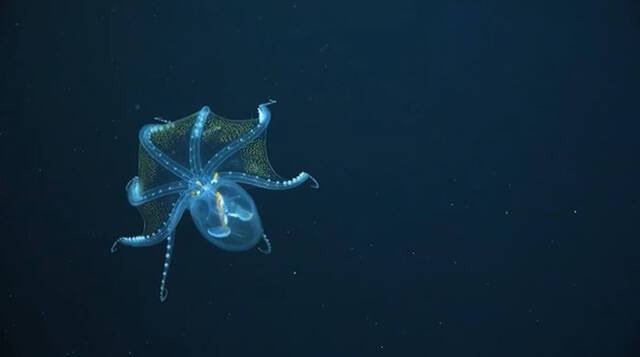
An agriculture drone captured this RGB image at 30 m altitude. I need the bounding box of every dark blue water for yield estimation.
[2,1,639,356]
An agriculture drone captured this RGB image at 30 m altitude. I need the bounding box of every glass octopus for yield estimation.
[112,100,318,301]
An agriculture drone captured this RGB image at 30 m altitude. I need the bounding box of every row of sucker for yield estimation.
[159,233,175,302]
[112,193,188,251]
[141,124,193,182]
[219,171,319,189]
[203,100,276,175]
[189,106,210,174]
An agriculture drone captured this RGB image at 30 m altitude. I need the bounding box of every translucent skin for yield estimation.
[189,179,263,251]
[113,101,318,301]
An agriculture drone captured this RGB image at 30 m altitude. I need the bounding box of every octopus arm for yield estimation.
[112,193,189,252]
[220,171,319,190]
[126,177,189,206]
[203,100,275,175]
[139,124,194,181]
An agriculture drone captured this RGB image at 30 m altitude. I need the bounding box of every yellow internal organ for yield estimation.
[215,191,228,227]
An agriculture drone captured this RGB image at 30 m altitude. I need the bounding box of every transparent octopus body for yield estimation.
[113,101,318,301]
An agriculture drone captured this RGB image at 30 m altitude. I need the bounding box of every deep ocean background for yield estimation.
[1,1,640,356]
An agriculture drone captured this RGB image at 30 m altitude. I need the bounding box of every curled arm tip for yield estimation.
[308,174,320,189]
[160,288,168,302]
[110,239,121,253]
[259,99,277,108]
[257,234,272,255]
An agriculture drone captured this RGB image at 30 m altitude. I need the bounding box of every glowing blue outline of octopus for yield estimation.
[112,100,318,301]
